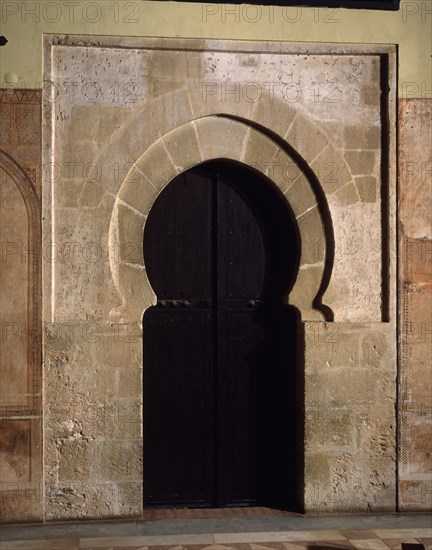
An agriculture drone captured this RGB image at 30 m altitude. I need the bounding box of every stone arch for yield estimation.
[0,149,40,241]
[109,116,330,322]
[0,149,41,413]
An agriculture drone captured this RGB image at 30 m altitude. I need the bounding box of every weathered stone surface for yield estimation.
[284,173,317,216]
[311,144,352,196]
[59,440,93,482]
[163,122,202,171]
[323,202,383,322]
[332,181,359,207]
[344,151,376,175]
[96,440,142,481]
[304,322,396,512]
[195,116,249,161]
[45,480,141,520]
[286,115,328,164]
[398,99,432,511]
[0,91,43,523]
[150,89,194,138]
[0,169,29,404]
[135,138,179,191]
[241,128,279,179]
[117,204,145,265]
[252,94,297,140]
[355,176,377,203]
[343,125,381,150]
[41,39,397,520]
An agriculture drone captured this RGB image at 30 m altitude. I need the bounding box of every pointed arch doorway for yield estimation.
[143,160,300,510]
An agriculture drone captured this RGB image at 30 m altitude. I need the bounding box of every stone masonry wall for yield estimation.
[0,89,43,522]
[41,37,397,518]
[304,322,396,512]
[398,99,432,510]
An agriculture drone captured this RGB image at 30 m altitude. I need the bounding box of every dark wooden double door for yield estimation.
[143,161,299,509]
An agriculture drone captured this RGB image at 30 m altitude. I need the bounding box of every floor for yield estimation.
[0,510,431,550]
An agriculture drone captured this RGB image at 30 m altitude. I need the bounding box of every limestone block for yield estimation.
[59,135,99,169]
[59,440,93,482]
[355,176,377,203]
[77,402,141,441]
[113,262,155,319]
[117,204,145,265]
[45,481,141,520]
[241,128,279,180]
[305,323,395,371]
[311,144,352,196]
[188,80,256,122]
[361,85,380,106]
[44,325,143,441]
[134,138,179,192]
[344,151,376,175]
[252,93,297,140]
[151,49,203,84]
[356,408,395,455]
[151,78,187,99]
[343,125,381,150]
[305,452,331,486]
[95,109,160,183]
[79,181,106,208]
[194,116,249,161]
[116,482,143,516]
[95,440,142,481]
[286,115,328,164]
[149,89,193,137]
[313,370,394,407]
[270,148,304,194]
[54,178,81,209]
[53,255,119,322]
[333,181,359,207]
[306,406,354,449]
[289,265,325,321]
[296,207,325,264]
[285,173,318,218]
[306,450,395,513]
[163,122,203,171]
[323,202,383,322]
[68,106,101,143]
[117,166,159,216]
[119,107,161,161]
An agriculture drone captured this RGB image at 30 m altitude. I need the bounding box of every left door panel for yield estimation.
[143,170,214,507]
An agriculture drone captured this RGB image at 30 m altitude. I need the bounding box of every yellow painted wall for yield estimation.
[0,0,431,96]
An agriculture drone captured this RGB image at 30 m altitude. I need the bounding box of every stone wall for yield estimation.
[0,90,42,522]
[0,36,429,523]
[41,37,398,518]
[398,99,432,510]
[304,322,396,512]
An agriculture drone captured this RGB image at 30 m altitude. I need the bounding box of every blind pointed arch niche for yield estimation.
[0,149,42,523]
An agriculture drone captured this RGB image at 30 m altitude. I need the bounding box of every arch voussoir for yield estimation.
[109,116,329,321]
